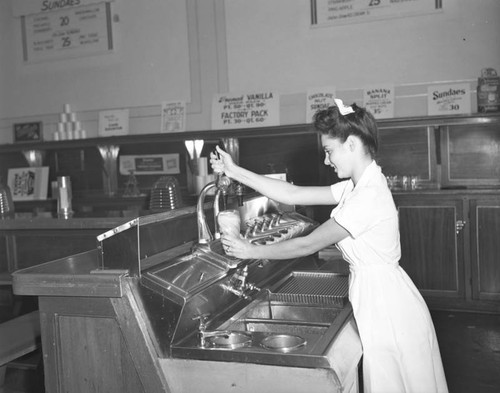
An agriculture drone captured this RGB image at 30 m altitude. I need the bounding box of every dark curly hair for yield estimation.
[312,103,378,158]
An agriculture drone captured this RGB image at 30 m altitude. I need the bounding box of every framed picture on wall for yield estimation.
[13,122,43,143]
[7,167,49,201]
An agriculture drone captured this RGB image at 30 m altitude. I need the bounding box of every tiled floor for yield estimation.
[1,304,500,392]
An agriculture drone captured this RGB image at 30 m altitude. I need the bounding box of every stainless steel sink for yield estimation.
[222,319,329,336]
[205,331,252,349]
[260,334,306,353]
[171,271,352,368]
[230,301,343,323]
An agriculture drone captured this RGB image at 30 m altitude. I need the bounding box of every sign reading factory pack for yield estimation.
[212,91,280,130]
[427,83,471,116]
[20,2,113,63]
[311,0,442,27]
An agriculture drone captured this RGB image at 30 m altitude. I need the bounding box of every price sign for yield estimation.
[22,2,113,63]
[427,83,471,116]
[306,87,336,123]
[311,0,442,27]
[161,101,186,132]
[212,91,280,130]
[364,84,394,119]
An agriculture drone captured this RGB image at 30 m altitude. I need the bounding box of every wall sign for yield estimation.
[13,122,43,143]
[306,87,336,123]
[427,83,471,116]
[212,91,280,130]
[98,109,129,137]
[119,154,180,176]
[20,2,113,63]
[311,0,442,27]
[363,84,394,119]
[161,101,186,133]
[7,167,49,201]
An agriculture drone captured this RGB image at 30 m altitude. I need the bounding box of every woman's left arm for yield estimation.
[222,217,350,260]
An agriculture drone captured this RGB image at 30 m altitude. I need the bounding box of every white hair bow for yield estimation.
[334,98,354,116]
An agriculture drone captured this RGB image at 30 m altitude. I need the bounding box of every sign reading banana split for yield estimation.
[212,91,279,130]
[364,84,394,119]
[427,83,471,116]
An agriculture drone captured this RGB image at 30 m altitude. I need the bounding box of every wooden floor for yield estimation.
[1,304,499,392]
[431,310,500,393]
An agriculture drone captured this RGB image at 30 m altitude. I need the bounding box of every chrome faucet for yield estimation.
[192,314,229,348]
[223,265,261,299]
[196,173,232,244]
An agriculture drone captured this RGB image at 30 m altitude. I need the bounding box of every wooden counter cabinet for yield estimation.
[469,196,500,302]
[394,194,466,300]
[393,191,500,312]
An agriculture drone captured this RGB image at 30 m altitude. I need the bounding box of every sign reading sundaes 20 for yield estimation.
[427,83,471,116]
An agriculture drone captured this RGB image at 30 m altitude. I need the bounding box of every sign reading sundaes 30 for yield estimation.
[427,83,471,116]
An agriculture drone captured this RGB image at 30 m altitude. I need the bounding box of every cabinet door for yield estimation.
[394,196,465,299]
[441,123,500,188]
[470,198,500,301]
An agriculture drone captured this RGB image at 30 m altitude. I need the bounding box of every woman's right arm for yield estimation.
[210,146,335,206]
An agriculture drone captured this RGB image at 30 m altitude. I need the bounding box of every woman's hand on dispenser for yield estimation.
[210,146,236,177]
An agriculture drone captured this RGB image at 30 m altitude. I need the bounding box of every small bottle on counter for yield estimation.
[57,176,73,219]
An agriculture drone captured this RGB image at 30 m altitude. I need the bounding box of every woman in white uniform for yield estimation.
[210,99,448,393]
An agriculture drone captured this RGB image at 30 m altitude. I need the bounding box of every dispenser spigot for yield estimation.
[235,182,244,207]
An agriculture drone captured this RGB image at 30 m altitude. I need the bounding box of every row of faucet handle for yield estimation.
[244,213,283,237]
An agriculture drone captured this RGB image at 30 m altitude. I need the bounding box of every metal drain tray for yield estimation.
[269,271,348,307]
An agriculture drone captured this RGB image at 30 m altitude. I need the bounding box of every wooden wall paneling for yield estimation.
[111,279,172,392]
[441,123,500,188]
[470,198,500,301]
[239,133,321,186]
[395,196,465,298]
[56,315,145,393]
[39,296,116,392]
[38,285,171,393]
[377,125,436,183]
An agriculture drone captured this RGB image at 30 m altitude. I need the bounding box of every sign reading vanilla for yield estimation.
[212,91,279,129]
[364,84,394,119]
[427,83,471,116]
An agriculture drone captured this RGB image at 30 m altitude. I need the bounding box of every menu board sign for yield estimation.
[311,0,442,27]
[161,101,186,133]
[212,91,280,130]
[427,83,471,116]
[306,87,336,123]
[21,2,113,63]
[364,84,394,119]
[119,154,180,176]
[98,109,129,137]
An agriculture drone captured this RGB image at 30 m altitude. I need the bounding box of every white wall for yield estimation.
[0,0,499,144]
[224,0,500,122]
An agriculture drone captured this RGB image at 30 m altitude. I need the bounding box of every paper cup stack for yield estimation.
[53,104,87,141]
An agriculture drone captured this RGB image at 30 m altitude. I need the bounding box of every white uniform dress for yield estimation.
[330,161,448,393]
